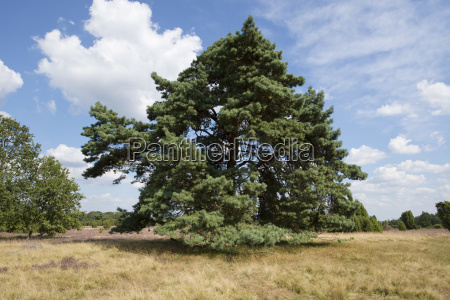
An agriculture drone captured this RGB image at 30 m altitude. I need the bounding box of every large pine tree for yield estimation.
[81,17,367,249]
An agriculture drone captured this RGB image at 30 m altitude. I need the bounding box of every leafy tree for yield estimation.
[414,211,441,228]
[436,201,450,230]
[398,220,407,231]
[0,115,83,237]
[400,210,415,230]
[81,16,366,249]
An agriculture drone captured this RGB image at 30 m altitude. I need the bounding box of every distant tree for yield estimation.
[400,210,415,230]
[398,220,407,231]
[0,115,83,237]
[369,216,383,233]
[415,211,441,228]
[1,115,41,234]
[20,156,84,237]
[436,202,450,230]
[350,201,382,232]
[381,221,393,231]
[387,219,400,228]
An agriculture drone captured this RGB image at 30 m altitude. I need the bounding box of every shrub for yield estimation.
[436,201,450,231]
[370,216,383,232]
[398,220,407,231]
[102,219,113,230]
[400,210,415,230]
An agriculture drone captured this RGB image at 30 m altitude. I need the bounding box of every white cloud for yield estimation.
[375,101,417,118]
[417,80,450,115]
[346,145,387,165]
[86,193,123,203]
[350,160,450,219]
[388,135,421,154]
[45,144,85,166]
[256,0,450,133]
[396,160,450,174]
[0,111,11,118]
[373,166,425,186]
[47,100,57,115]
[44,144,141,189]
[431,131,445,146]
[0,59,23,104]
[34,97,57,115]
[35,0,202,120]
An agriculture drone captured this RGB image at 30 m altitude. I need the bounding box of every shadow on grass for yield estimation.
[1,232,335,260]
[81,238,334,261]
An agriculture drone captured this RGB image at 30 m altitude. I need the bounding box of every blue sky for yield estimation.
[1,0,449,220]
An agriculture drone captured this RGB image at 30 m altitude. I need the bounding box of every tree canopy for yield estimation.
[0,115,83,237]
[436,201,450,230]
[81,16,367,249]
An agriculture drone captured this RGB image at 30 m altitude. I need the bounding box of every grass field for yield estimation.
[0,229,449,299]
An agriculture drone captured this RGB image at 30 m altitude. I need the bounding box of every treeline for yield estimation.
[78,211,121,229]
[383,210,443,231]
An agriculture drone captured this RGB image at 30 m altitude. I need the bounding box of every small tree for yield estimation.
[370,216,383,232]
[400,210,415,230]
[0,115,83,237]
[436,201,450,230]
[350,201,382,232]
[398,220,407,231]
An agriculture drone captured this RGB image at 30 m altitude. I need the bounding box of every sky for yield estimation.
[0,0,449,221]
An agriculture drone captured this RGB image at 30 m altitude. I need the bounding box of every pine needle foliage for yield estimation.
[81,16,366,249]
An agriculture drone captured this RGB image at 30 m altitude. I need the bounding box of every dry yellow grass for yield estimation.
[0,230,449,299]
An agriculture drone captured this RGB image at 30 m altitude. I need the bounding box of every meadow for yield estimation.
[0,228,449,299]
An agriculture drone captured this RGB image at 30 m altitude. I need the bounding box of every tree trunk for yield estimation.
[28,230,33,239]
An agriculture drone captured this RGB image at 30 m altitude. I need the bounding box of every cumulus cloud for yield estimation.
[35,0,202,120]
[375,101,417,118]
[0,59,23,104]
[388,135,421,154]
[349,159,450,219]
[396,160,450,174]
[346,145,387,165]
[417,80,450,115]
[0,111,11,118]
[45,144,85,166]
[373,166,425,185]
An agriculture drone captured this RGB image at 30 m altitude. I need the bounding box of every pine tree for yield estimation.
[81,16,367,249]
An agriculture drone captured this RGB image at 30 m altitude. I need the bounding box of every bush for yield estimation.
[369,216,383,232]
[433,224,444,229]
[382,221,393,231]
[436,201,450,231]
[398,220,407,231]
[400,210,415,230]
